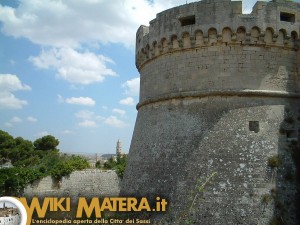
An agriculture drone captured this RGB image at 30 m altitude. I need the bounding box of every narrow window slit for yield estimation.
[280,12,295,22]
[179,15,195,26]
[249,121,259,133]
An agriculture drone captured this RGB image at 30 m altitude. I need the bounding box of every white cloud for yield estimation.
[75,110,127,128]
[75,110,104,120]
[0,0,185,48]
[36,131,49,137]
[120,78,139,107]
[10,116,22,123]
[119,97,135,106]
[57,94,64,103]
[78,120,97,127]
[122,77,139,96]
[29,48,116,85]
[75,110,104,127]
[0,74,31,109]
[104,116,126,128]
[4,116,22,127]
[27,116,37,122]
[0,92,28,109]
[4,122,12,127]
[0,1,257,48]
[113,108,126,116]
[0,74,31,92]
[65,97,96,106]
[75,110,94,120]
[62,129,73,134]
[9,60,16,65]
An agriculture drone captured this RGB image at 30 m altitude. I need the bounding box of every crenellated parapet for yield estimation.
[136,0,300,71]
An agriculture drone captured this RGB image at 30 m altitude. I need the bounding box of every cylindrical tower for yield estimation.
[121,0,300,224]
[116,139,122,156]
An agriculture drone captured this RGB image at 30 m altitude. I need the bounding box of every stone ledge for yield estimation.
[137,90,300,109]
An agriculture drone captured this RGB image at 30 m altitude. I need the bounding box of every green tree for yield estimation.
[0,130,89,195]
[15,137,34,150]
[103,156,117,169]
[0,130,15,150]
[0,167,43,196]
[10,137,35,165]
[95,161,101,168]
[0,130,15,161]
[115,155,127,178]
[103,155,127,178]
[50,155,89,179]
[33,135,59,151]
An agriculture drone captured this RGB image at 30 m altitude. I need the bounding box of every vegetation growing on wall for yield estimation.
[0,130,89,196]
[102,155,128,178]
[268,155,282,168]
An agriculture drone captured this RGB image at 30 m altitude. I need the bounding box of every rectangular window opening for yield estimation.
[249,121,259,133]
[280,12,295,22]
[179,15,195,26]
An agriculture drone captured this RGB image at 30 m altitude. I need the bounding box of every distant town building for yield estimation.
[87,153,99,168]
[100,154,116,161]
[116,139,122,156]
[0,160,13,169]
[62,139,127,167]
[0,203,20,225]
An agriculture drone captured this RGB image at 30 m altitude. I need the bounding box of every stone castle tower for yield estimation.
[121,0,300,224]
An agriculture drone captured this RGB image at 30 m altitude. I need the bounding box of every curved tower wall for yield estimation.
[122,0,300,224]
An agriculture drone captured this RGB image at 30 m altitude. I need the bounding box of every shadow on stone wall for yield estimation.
[271,103,300,225]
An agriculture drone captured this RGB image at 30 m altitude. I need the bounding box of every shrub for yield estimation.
[103,155,128,178]
[268,155,282,168]
[261,194,273,204]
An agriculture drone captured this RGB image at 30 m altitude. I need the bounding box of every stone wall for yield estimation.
[24,169,120,198]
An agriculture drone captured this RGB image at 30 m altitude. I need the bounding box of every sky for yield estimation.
[0,201,15,208]
[0,0,262,154]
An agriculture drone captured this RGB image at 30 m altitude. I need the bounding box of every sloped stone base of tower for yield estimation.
[121,97,300,225]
